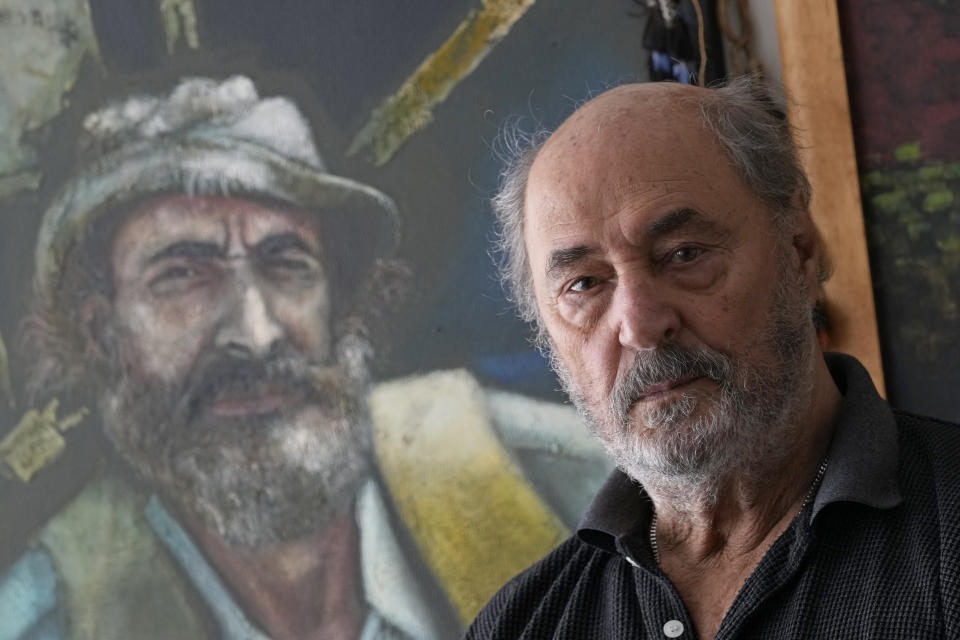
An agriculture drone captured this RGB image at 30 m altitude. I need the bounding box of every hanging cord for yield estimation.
[718,0,761,76]
[690,0,707,86]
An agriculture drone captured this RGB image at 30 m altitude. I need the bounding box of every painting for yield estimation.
[837,0,960,422]
[0,1,725,638]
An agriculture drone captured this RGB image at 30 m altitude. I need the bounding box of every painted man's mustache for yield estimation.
[178,349,327,421]
[609,344,734,422]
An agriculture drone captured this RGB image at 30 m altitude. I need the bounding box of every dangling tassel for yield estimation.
[638,0,700,84]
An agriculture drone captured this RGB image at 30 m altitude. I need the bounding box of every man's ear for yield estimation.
[787,193,828,305]
[80,295,117,363]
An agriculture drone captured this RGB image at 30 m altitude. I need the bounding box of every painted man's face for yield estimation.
[97,195,371,548]
[110,195,332,388]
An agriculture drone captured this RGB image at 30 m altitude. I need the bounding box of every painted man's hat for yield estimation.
[34,75,401,300]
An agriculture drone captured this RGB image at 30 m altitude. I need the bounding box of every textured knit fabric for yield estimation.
[466,354,960,639]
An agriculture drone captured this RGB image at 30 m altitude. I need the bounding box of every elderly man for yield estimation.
[467,78,960,639]
[0,76,611,640]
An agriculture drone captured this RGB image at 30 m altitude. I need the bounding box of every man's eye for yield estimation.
[667,246,706,264]
[568,276,600,293]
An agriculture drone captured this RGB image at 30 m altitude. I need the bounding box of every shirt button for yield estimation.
[663,619,684,637]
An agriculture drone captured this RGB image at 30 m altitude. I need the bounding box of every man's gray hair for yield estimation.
[490,76,819,348]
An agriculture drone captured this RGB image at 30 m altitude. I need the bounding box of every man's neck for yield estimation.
[648,353,842,639]
[180,504,365,640]
[651,353,840,552]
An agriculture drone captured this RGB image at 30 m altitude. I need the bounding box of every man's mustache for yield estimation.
[609,344,734,421]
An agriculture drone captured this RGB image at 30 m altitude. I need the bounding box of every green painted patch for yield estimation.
[924,190,955,212]
[937,235,960,269]
[871,190,906,214]
[906,219,932,240]
[895,143,921,162]
[917,165,945,180]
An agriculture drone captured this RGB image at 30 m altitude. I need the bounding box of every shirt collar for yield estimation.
[811,352,902,518]
[576,469,650,554]
[145,479,443,640]
[576,352,903,552]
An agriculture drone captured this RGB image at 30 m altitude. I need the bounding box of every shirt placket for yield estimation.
[619,530,698,640]
[714,514,814,639]
[616,514,815,640]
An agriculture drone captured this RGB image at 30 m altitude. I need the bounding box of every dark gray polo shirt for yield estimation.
[466,353,960,639]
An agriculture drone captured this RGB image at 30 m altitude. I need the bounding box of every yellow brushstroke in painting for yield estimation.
[159,0,199,53]
[348,0,537,166]
[0,399,87,483]
[0,329,12,409]
[370,371,567,625]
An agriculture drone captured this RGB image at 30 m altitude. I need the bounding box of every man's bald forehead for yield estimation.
[529,83,723,196]
[571,81,707,116]
[530,83,719,187]
[541,83,709,153]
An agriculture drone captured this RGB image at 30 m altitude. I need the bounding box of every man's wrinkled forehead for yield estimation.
[523,83,717,230]
[111,195,321,272]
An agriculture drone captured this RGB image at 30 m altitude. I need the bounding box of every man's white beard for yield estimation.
[100,335,373,549]
[551,261,816,511]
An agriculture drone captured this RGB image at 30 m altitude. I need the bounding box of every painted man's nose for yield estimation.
[215,285,284,358]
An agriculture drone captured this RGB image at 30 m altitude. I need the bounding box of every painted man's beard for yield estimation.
[551,260,815,509]
[99,337,372,549]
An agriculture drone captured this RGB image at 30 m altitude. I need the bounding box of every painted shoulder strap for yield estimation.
[369,369,568,625]
[37,475,211,639]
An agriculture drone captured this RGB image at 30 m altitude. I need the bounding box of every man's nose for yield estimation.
[215,282,284,358]
[611,276,681,351]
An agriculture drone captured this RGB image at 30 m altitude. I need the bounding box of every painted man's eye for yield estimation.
[266,257,312,271]
[158,265,200,281]
[148,264,208,296]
